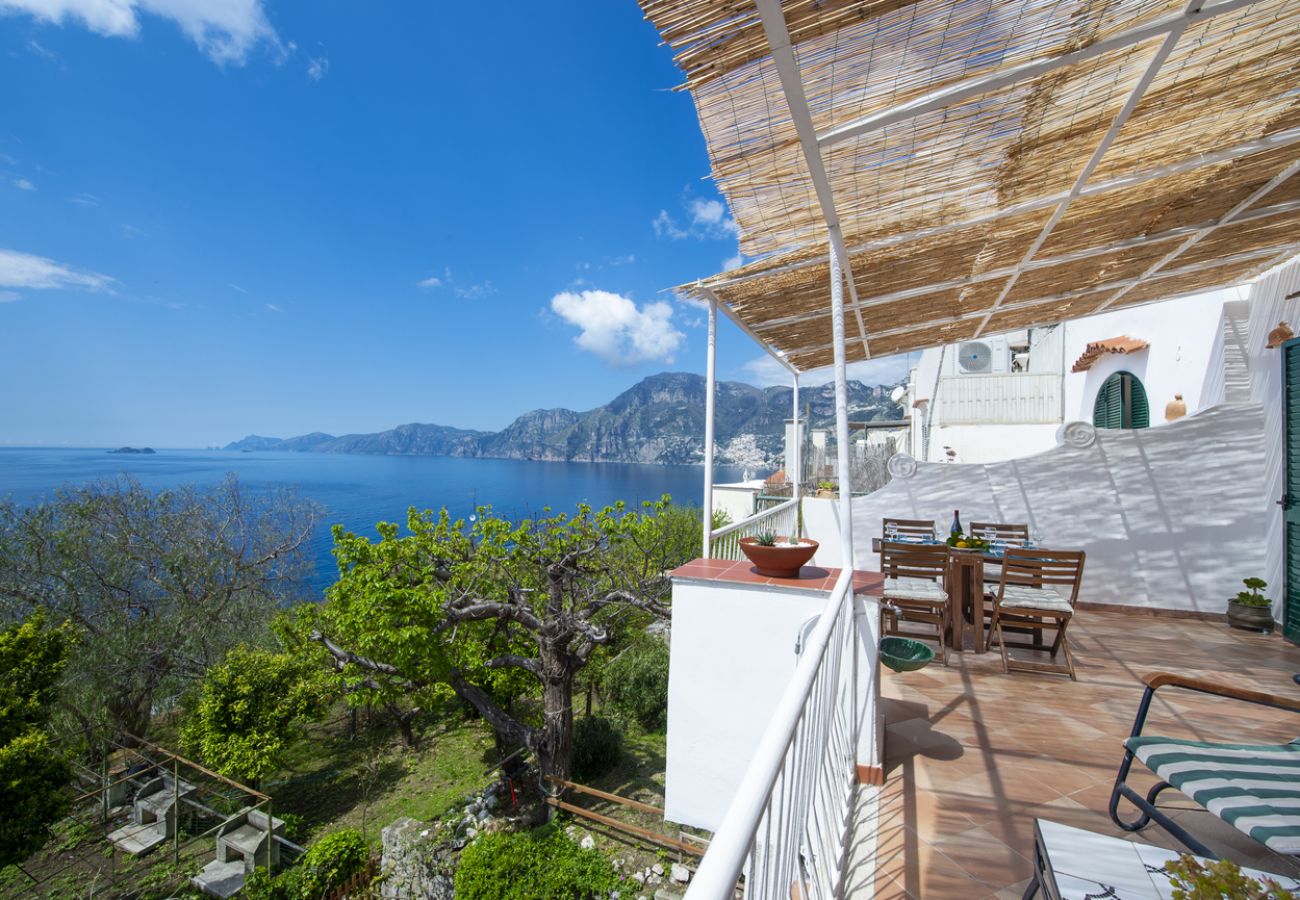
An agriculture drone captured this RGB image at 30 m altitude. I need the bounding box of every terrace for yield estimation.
[635,0,1300,896]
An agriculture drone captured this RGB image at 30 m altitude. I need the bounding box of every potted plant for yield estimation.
[739,530,819,578]
[1226,577,1275,632]
[816,481,837,499]
[1162,854,1297,899]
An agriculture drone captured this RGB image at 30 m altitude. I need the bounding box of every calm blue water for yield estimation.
[0,449,746,596]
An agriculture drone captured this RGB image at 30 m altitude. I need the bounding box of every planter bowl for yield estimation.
[738,537,820,578]
[880,636,935,673]
[1226,599,1275,633]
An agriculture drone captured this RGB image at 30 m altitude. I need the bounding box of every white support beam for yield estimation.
[702,295,717,559]
[973,1,1197,339]
[791,372,801,509]
[780,243,1300,358]
[828,244,855,562]
[699,125,1300,297]
[753,0,871,361]
[816,0,1262,147]
[748,197,1300,333]
[1093,158,1300,313]
[698,285,799,376]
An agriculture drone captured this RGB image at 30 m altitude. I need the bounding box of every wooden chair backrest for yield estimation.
[881,540,948,581]
[882,517,937,541]
[997,548,1085,605]
[970,521,1030,544]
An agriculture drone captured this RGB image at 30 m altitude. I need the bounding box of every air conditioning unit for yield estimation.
[956,337,1010,374]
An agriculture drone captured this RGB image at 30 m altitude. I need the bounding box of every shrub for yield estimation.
[603,637,670,731]
[299,828,369,897]
[571,715,623,780]
[454,823,618,900]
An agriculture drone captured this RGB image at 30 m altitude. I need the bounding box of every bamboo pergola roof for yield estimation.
[640,0,1300,372]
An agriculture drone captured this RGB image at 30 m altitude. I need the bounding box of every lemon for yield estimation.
[956,540,968,548]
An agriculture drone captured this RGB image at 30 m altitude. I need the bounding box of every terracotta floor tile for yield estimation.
[845,609,1300,895]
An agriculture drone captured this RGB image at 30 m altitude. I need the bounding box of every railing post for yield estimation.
[703,294,718,559]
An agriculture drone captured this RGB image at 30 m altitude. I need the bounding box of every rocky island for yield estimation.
[107,447,157,454]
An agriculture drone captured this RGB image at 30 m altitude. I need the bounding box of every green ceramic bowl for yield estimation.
[880,636,935,673]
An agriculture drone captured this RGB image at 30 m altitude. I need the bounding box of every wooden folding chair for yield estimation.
[881,541,950,666]
[969,521,1030,546]
[882,517,937,542]
[989,548,1085,679]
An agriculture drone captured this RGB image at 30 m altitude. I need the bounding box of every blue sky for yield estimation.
[0,0,908,447]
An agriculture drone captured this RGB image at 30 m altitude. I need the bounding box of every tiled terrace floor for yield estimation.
[846,610,1300,898]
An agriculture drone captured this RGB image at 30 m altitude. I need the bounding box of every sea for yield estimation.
[0,448,749,596]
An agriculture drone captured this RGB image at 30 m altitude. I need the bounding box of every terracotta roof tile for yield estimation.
[1071,335,1149,373]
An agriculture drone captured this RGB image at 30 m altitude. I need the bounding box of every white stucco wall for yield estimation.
[927,423,1061,464]
[1244,257,1300,621]
[822,404,1267,614]
[1062,288,1245,424]
[664,577,879,831]
[712,481,764,525]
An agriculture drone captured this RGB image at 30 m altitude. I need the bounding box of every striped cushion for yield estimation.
[998,584,1072,613]
[1127,736,1300,855]
[883,576,947,603]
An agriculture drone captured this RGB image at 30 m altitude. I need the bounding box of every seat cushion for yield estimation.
[883,576,947,603]
[1127,736,1300,855]
[998,584,1072,614]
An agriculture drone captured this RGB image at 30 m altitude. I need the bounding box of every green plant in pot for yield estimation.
[740,529,819,578]
[1226,576,1275,632]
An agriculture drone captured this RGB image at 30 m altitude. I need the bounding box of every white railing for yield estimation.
[687,569,860,899]
[936,372,1062,424]
[709,498,800,561]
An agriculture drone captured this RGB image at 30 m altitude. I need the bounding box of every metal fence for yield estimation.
[686,570,860,898]
[709,498,800,560]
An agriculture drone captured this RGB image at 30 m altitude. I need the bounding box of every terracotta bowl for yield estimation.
[738,537,820,578]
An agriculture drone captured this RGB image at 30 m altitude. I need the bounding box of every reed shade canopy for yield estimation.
[639,0,1300,372]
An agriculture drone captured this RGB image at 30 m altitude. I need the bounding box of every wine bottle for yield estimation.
[950,509,962,537]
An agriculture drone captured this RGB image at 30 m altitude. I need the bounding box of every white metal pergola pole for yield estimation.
[829,245,854,563]
[791,370,801,522]
[702,294,718,559]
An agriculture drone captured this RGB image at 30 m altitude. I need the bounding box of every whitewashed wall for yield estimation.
[1244,257,1300,621]
[797,404,1269,614]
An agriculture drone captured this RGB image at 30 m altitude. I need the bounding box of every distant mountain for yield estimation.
[224,372,904,468]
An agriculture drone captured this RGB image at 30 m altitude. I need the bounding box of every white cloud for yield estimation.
[119,223,144,239]
[0,248,113,291]
[26,38,59,60]
[0,0,280,65]
[417,274,442,289]
[550,289,684,366]
[654,195,739,241]
[306,55,328,81]
[13,178,36,191]
[0,290,21,302]
[227,282,248,294]
[741,353,910,388]
[67,192,99,206]
[265,302,282,312]
[455,281,494,300]
[723,253,744,271]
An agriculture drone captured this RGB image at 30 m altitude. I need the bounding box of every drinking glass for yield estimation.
[885,522,898,542]
[982,527,996,544]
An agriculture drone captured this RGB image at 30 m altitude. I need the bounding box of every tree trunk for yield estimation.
[534,644,575,783]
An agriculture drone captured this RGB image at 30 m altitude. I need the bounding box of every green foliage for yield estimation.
[602,636,669,731]
[0,477,319,740]
[181,645,329,786]
[0,613,73,868]
[711,508,733,530]
[299,828,369,897]
[1163,854,1297,899]
[572,715,623,780]
[1234,577,1271,608]
[240,867,305,900]
[301,496,683,778]
[454,824,619,900]
[754,531,778,547]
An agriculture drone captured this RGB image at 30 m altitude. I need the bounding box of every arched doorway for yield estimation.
[1093,371,1149,429]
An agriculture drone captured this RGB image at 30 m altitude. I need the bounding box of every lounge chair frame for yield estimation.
[1108,671,1300,859]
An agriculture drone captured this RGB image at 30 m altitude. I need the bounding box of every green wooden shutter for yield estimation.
[1093,376,1122,428]
[1128,375,1149,428]
[1284,340,1300,643]
[1093,372,1148,430]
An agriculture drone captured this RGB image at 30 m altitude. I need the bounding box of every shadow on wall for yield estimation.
[850,404,1267,614]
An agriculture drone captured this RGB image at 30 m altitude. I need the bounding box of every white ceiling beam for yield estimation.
[746,197,1300,332]
[1093,157,1300,313]
[752,0,871,361]
[816,0,1262,148]
[696,124,1300,296]
[698,285,800,375]
[972,1,1198,339]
